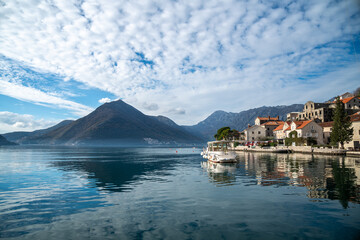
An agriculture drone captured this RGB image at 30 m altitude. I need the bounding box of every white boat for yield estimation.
[201,140,237,163]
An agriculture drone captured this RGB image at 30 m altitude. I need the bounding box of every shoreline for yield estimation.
[232,146,354,156]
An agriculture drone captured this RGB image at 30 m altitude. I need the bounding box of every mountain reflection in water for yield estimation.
[1,147,359,239]
[202,153,360,208]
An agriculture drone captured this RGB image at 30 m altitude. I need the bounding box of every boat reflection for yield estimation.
[201,161,238,185]
[202,152,360,208]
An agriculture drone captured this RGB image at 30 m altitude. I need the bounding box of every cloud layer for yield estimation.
[0,0,359,124]
[0,111,58,133]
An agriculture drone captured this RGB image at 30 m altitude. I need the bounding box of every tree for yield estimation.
[285,130,306,146]
[214,127,239,140]
[354,87,360,97]
[330,97,353,149]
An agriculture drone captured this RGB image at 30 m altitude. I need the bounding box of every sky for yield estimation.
[0,0,359,133]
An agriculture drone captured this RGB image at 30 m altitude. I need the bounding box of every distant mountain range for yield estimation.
[5,100,203,146]
[3,120,74,143]
[3,100,303,146]
[183,104,304,139]
[0,135,17,146]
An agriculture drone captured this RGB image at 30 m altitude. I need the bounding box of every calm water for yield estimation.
[0,146,359,240]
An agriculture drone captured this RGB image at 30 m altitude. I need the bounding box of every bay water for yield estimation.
[0,146,359,239]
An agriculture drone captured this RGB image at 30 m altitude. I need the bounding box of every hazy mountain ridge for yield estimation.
[183,104,304,140]
[0,135,17,146]
[27,100,203,145]
[3,120,74,143]
[3,101,304,146]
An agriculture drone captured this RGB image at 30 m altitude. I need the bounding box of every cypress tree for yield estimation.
[330,97,353,149]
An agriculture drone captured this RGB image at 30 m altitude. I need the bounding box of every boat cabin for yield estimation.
[207,141,232,152]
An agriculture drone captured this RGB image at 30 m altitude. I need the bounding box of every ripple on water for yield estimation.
[0,147,359,239]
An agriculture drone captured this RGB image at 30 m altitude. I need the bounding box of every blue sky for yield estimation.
[0,0,359,133]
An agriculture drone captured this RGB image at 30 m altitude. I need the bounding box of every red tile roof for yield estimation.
[261,121,284,126]
[333,96,358,104]
[284,120,313,131]
[351,114,360,122]
[273,124,284,131]
[297,120,312,129]
[342,96,355,104]
[319,121,333,128]
[257,116,279,121]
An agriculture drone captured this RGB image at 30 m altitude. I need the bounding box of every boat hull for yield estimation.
[206,151,237,163]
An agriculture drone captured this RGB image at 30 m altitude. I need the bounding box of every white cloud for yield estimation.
[0,80,93,116]
[98,97,111,104]
[167,107,186,115]
[142,102,159,111]
[0,111,58,134]
[0,0,359,124]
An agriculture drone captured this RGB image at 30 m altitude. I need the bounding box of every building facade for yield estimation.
[244,125,267,141]
[296,97,360,123]
[318,122,333,145]
[284,120,324,145]
[273,122,291,140]
[343,114,360,150]
[254,116,279,125]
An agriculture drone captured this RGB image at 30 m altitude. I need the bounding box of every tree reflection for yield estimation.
[328,158,359,208]
[203,153,360,208]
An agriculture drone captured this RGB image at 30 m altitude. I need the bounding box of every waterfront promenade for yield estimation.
[233,145,352,156]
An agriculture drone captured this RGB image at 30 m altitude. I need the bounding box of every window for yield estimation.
[258,131,261,134]
[252,131,254,134]
[319,110,322,114]
[252,137,254,140]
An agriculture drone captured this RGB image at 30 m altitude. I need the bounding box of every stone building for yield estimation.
[296,101,333,122]
[254,116,279,125]
[273,122,291,140]
[244,116,283,141]
[284,120,324,145]
[261,121,283,138]
[344,113,360,150]
[296,96,360,123]
[286,112,300,121]
[244,125,267,141]
[318,121,333,145]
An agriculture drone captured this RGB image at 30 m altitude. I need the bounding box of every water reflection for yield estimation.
[202,152,360,208]
[49,148,186,192]
[201,161,237,185]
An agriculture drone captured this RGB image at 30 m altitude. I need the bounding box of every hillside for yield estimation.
[183,104,304,140]
[3,120,74,143]
[28,100,203,145]
[0,135,17,146]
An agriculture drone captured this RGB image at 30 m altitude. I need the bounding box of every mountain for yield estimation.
[183,104,304,140]
[28,100,203,145]
[0,135,17,146]
[3,120,74,143]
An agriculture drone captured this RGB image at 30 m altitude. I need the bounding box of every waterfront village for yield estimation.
[220,92,360,156]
